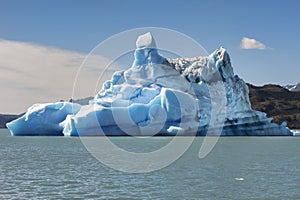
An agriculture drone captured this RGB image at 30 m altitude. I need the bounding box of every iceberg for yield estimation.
[7,32,292,136]
[7,102,81,136]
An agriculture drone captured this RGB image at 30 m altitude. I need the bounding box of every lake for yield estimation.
[0,128,299,199]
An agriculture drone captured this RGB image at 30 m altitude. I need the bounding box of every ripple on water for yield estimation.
[0,130,300,199]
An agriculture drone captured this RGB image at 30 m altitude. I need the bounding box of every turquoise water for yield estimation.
[0,128,300,199]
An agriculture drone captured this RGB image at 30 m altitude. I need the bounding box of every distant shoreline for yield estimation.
[1,84,299,129]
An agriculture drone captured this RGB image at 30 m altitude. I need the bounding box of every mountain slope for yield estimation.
[284,82,300,92]
[290,82,300,92]
[0,114,22,128]
[248,84,300,129]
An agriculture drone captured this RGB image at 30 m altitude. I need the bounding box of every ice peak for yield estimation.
[132,32,165,67]
[6,33,292,137]
[136,32,156,49]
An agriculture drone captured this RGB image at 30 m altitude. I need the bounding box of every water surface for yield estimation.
[0,129,299,199]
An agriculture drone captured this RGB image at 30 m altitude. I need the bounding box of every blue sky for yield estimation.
[0,0,299,113]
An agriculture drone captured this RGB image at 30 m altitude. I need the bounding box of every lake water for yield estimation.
[0,128,300,199]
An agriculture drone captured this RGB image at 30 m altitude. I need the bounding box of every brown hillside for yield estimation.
[248,84,300,129]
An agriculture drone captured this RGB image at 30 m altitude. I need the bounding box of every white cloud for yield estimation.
[240,37,271,50]
[0,39,121,113]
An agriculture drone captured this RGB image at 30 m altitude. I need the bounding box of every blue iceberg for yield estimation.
[7,102,81,136]
[7,32,292,136]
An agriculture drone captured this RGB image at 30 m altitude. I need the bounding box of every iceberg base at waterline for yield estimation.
[7,32,292,136]
[6,102,81,136]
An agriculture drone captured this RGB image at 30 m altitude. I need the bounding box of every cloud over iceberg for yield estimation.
[240,37,271,50]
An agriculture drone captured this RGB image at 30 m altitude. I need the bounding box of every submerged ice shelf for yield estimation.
[7,32,292,136]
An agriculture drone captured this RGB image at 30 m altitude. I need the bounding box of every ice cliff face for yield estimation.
[7,32,292,136]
